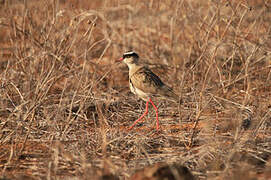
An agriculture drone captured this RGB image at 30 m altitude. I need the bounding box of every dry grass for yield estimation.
[0,0,271,179]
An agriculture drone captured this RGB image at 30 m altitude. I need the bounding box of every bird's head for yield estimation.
[118,51,139,65]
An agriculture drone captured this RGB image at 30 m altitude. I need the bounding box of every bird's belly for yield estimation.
[129,83,149,101]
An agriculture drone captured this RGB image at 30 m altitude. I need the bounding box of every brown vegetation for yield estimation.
[0,0,270,179]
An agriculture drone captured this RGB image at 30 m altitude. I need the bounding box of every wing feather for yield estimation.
[130,67,178,100]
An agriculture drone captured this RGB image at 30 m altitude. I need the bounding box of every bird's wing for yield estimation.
[130,66,176,98]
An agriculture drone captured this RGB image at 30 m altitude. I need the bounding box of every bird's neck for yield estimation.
[127,63,144,77]
[126,63,138,70]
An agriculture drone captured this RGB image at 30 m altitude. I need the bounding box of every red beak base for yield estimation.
[118,57,124,61]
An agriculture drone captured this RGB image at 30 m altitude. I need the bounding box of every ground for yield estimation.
[0,0,271,179]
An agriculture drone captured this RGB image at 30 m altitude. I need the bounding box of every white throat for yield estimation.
[125,62,137,70]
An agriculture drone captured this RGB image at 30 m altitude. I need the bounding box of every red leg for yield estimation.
[149,98,159,130]
[128,101,149,130]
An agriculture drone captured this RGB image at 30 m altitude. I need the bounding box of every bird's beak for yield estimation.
[118,57,124,61]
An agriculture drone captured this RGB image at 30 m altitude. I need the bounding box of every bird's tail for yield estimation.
[160,85,181,103]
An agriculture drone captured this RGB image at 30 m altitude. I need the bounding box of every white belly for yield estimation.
[129,82,149,101]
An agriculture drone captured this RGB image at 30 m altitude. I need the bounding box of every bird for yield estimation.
[118,51,179,130]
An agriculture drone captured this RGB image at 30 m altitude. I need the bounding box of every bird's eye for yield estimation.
[123,55,131,59]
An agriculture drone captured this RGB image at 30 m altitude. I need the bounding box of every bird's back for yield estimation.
[130,66,179,101]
